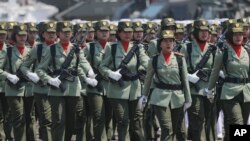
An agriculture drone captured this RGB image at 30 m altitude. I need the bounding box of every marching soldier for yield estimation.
[20,21,57,141]
[208,25,218,45]
[108,24,117,42]
[36,21,96,141]
[207,22,250,141]
[180,19,216,141]
[6,22,18,46]
[0,24,31,141]
[237,18,250,48]
[86,21,95,43]
[99,20,149,141]
[141,30,191,141]
[175,23,185,42]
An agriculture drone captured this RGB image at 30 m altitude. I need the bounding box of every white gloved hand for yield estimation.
[204,88,214,103]
[219,70,225,79]
[85,77,98,87]
[48,76,61,88]
[108,69,122,81]
[6,73,19,84]
[26,72,40,83]
[184,102,192,111]
[138,95,148,111]
[187,71,200,83]
[88,69,96,79]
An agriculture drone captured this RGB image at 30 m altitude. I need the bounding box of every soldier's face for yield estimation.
[243,26,250,38]
[133,31,143,41]
[7,31,12,39]
[96,30,110,40]
[87,32,95,41]
[160,38,174,53]
[209,34,217,44]
[119,31,133,42]
[43,32,56,42]
[0,34,7,42]
[58,31,72,42]
[233,32,243,45]
[198,30,209,41]
[108,35,117,42]
[16,34,27,45]
[145,33,156,42]
[28,31,37,41]
[175,32,184,41]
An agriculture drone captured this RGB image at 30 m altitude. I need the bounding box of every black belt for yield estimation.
[51,69,78,76]
[154,82,182,90]
[122,73,139,81]
[224,77,250,83]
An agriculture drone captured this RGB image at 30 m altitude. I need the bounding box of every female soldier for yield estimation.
[206,22,250,141]
[0,24,31,141]
[141,30,191,141]
[36,21,97,141]
[99,20,149,141]
[20,21,57,141]
[180,19,215,141]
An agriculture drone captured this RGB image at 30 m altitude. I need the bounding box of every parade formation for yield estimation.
[0,17,250,141]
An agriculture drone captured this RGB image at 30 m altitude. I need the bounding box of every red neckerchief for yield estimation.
[45,40,54,46]
[121,41,129,53]
[8,39,15,46]
[28,40,35,47]
[61,42,70,53]
[232,44,242,58]
[17,45,25,55]
[163,52,171,64]
[99,39,107,49]
[0,42,3,51]
[198,41,206,52]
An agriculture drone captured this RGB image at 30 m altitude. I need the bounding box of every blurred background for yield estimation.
[1,0,250,22]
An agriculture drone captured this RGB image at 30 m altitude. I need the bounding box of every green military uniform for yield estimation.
[142,30,191,141]
[20,22,57,141]
[36,21,92,141]
[208,23,250,141]
[99,21,149,141]
[0,24,31,141]
[180,20,215,141]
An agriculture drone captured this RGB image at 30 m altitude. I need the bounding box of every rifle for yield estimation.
[7,69,29,89]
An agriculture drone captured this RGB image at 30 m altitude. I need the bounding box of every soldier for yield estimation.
[108,24,117,42]
[20,21,57,141]
[237,18,250,48]
[206,22,250,141]
[0,24,31,141]
[208,25,218,45]
[142,22,157,45]
[99,20,149,141]
[36,21,96,141]
[180,19,216,141]
[86,21,95,43]
[6,22,18,46]
[140,30,192,141]
[175,23,185,42]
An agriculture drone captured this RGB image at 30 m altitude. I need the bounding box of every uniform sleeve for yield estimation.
[142,59,154,96]
[181,57,192,103]
[180,44,188,62]
[99,45,113,78]
[83,44,90,61]
[147,40,157,58]
[36,47,52,83]
[20,47,37,75]
[208,50,223,90]
[138,44,149,70]
[0,53,8,80]
[78,51,92,75]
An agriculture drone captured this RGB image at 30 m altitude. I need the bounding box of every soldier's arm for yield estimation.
[181,57,192,103]
[99,45,113,78]
[83,43,90,61]
[36,47,52,83]
[147,40,157,58]
[0,54,8,80]
[138,44,150,70]
[20,46,37,75]
[142,59,154,97]
[78,51,92,75]
[207,50,223,90]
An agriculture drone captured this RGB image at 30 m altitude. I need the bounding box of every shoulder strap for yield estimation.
[175,54,183,84]
[73,44,80,69]
[89,42,95,66]
[135,43,140,71]
[50,44,56,70]
[7,47,13,74]
[156,39,161,53]
[186,42,193,71]
[37,43,43,63]
[111,43,117,70]
[222,47,228,75]
[152,55,159,80]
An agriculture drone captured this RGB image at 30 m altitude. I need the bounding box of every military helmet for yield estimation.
[7,22,18,31]
[228,22,243,33]
[118,21,133,32]
[86,21,95,32]
[109,24,117,35]
[160,30,175,39]
[209,25,217,35]
[133,21,143,32]
[13,24,27,35]
[73,23,87,33]
[193,19,209,30]
[237,18,249,27]
[143,22,157,34]
[42,22,57,33]
[56,21,72,32]
[25,22,38,32]
[0,22,7,34]
[175,23,185,33]
[161,17,175,30]
[95,20,110,31]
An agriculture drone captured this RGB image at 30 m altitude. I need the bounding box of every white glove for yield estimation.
[184,102,192,111]
[48,76,61,88]
[138,95,148,111]
[219,70,225,79]
[6,73,19,84]
[187,71,200,83]
[108,69,122,81]
[26,72,40,83]
[88,69,96,79]
[205,88,214,103]
[85,77,98,87]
